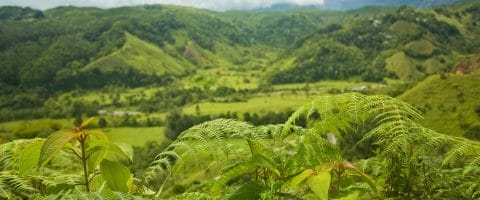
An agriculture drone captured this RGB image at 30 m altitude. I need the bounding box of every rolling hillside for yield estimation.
[1,1,480,125]
[268,3,479,84]
[84,32,195,76]
[399,73,480,136]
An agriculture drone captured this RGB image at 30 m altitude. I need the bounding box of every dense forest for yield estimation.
[0,0,480,199]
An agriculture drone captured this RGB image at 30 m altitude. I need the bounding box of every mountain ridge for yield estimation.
[0,1,479,91]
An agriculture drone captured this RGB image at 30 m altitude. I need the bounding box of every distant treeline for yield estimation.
[0,85,259,122]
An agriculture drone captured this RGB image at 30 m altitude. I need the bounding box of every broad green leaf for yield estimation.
[247,139,271,158]
[306,171,331,200]
[227,180,264,200]
[251,154,280,177]
[343,161,379,195]
[100,159,132,193]
[89,171,105,190]
[80,117,95,129]
[88,130,109,141]
[19,140,43,175]
[211,161,256,195]
[38,130,81,168]
[87,141,109,173]
[104,142,133,163]
[283,169,314,189]
[112,142,133,162]
[332,191,361,200]
[46,183,75,195]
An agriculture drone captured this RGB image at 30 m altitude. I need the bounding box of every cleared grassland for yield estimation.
[84,32,194,76]
[102,127,165,147]
[0,119,165,147]
[183,94,313,116]
[399,74,480,136]
[182,81,385,116]
[272,80,384,92]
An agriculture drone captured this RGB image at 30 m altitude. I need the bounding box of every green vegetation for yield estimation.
[1,1,480,199]
[183,94,310,116]
[1,2,480,122]
[385,52,424,80]
[103,127,165,147]
[399,74,480,136]
[405,39,435,58]
[2,94,480,199]
[84,32,194,76]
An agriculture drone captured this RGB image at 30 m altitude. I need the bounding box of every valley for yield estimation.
[0,0,480,199]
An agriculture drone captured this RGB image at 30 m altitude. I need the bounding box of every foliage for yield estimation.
[1,2,480,122]
[145,93,480,199]
[1,1,480,198]
[398,74,480,136]
[2,93,480,198]
[0,118,142,199]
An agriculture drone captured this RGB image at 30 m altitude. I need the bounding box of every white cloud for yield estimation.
[0,0,325,11]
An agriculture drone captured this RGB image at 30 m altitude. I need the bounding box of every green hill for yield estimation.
[267,3,480,84]
[1,2,480,122]
[398,74,480,136]
[84,32,194,76]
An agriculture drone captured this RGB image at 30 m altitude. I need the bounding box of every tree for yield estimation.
[98,117,108,128]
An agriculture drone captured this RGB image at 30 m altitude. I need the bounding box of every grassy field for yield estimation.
[84,32,194,76]
[182,80,386,116]
[272,80,384,92]
[184,68,262,90]
[386,52,424,81]
[0,119,165,147]
[183,93,313,116]
[102,127,165,147]
[399,74,480,136]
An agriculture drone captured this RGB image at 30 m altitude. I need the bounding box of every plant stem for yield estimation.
[80,134,90,192]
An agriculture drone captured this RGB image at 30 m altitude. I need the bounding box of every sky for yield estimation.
[0,0,326,11]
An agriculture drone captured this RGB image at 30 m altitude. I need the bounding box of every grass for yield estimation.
[183,93,313,116]
[432,10,467,36]
[50,86,164,111]
[84,32,194,76]
[0,119,72,131]
[405,39,435,58]
[0,119,165,147]
[398,74,480,136]
[172,80,385,117]
[424,56,450,74]
[184,68,262,90]
[386,52,424,81]
[272,80,385,92]
[388,20,422,38]
[102,127,165,147]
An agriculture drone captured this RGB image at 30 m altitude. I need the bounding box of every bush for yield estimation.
[465,123,480,140]
[98,117,108,128]
[13,120,63,139]
[475,105,480,117]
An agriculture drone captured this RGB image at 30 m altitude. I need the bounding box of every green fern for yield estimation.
[0,171,38,199]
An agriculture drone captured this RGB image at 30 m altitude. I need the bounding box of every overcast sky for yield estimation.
[0,0,326,11]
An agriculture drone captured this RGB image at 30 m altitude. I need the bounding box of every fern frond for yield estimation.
[145,119,274,193]
[210,161,256,195]
[0,171,38,199]
[281,93,365,139]
[0,139,44,170]
[170,192,210,200]
[176,119,261,141]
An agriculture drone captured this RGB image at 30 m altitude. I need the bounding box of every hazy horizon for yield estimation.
[0,0,326,11]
